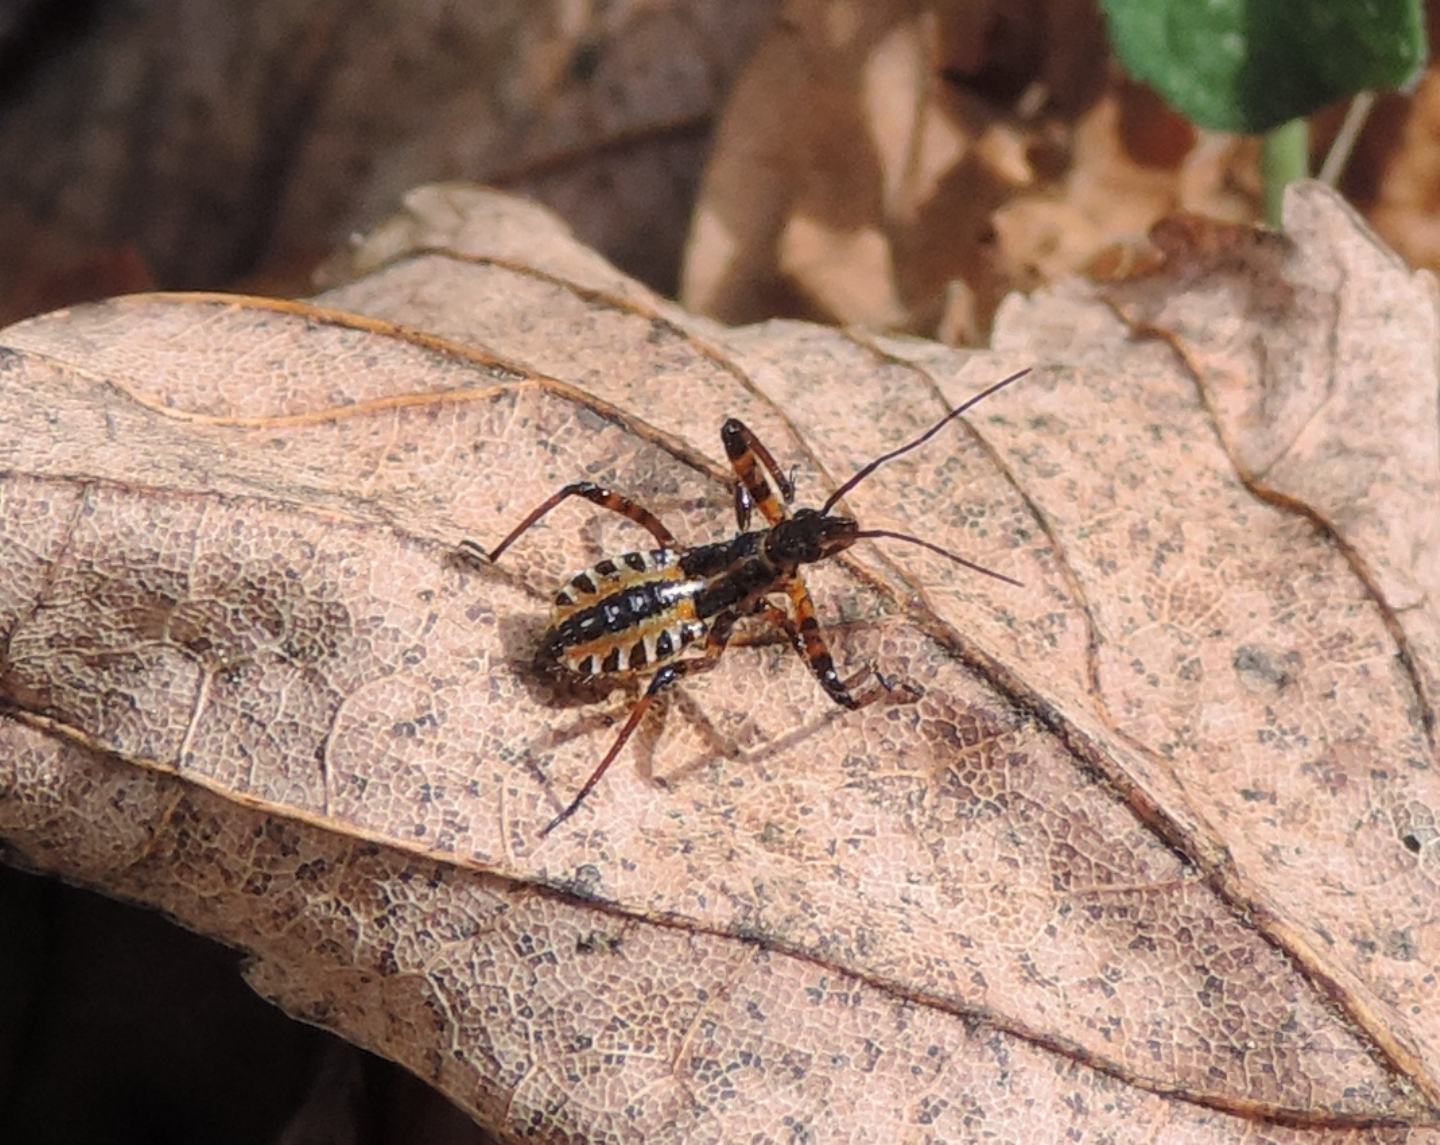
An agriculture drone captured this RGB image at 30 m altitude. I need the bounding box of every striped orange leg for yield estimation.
[721,418,794,529]
[539,612,740,836]
[462,481,678,565]
[764,577,897,709]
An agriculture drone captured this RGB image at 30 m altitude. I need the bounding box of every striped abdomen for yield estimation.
[542,548,708,678]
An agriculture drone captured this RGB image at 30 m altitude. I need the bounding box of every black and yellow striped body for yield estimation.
[540,532,780,680]
[469,367,1028,834]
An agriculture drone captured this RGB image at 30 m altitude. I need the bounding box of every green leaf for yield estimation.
[1101,0,1427,134]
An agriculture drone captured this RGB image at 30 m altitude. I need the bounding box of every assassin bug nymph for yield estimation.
[461,367,1029,835]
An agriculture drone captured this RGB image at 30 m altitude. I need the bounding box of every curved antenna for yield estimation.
[820,367,1030,515]
[854,529,1022,587]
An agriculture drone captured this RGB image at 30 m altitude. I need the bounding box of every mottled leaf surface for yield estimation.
[0,184,1436,1140]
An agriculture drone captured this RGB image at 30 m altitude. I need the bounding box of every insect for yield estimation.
[462,368,1029,835]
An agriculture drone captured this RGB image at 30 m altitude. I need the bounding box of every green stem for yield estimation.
[1262,118,1309,227]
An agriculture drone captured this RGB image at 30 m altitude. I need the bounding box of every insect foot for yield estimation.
[454,539,494,567]
[872,665,924,699]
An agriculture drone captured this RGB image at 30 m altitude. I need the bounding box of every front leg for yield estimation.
[721,417,794,528]
[759,577,905,710]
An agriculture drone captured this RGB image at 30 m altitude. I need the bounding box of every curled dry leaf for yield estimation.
[0,183,1438,1140]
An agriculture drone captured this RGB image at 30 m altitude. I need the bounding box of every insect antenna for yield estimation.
[819,366,1030,515]
[852,529,1022,586]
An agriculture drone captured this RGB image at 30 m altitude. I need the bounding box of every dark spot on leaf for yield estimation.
[1233,644,1294,690]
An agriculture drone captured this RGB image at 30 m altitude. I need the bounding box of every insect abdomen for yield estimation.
[543,550,707,678]
[551,548,674,615]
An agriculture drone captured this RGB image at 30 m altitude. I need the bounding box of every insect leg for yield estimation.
[463,481,678,564]
[721,418,794,527]
[769,576,896,710]
[539,614,740,835]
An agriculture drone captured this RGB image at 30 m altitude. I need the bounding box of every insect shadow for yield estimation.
[461,367,1030,835]
[490,600,735,798]
[485,563,925,820]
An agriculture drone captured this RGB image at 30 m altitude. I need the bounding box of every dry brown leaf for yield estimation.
[681,0,1261,343]
[0,0,776,319]
[1,183,1438,1141]
[1327,0,1440,273]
